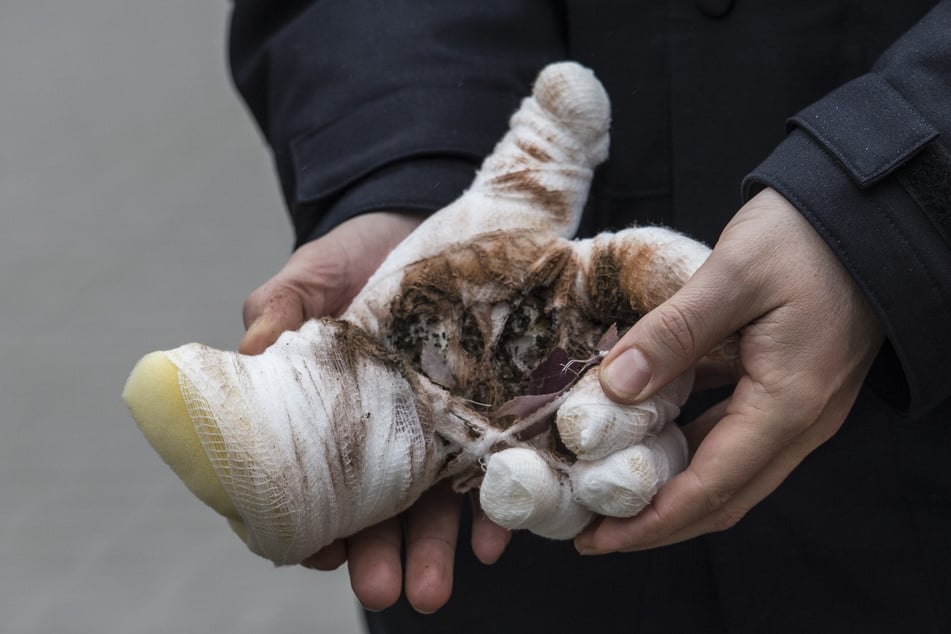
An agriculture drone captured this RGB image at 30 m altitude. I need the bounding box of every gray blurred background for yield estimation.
[1,2,364,632]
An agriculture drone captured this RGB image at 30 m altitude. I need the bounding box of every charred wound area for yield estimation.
[384,232,598,409]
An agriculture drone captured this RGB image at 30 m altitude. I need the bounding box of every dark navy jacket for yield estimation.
[229,2,951,631]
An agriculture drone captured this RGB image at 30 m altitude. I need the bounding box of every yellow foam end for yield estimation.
[123,351,242,527]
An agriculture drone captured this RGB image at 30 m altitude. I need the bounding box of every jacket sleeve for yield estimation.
[742,1,951,417]
[228,0,566,247]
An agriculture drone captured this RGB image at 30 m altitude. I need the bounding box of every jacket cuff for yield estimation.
[300,157,479,245]
[787,74,938,187]
[743,110,951,415]
[273,85,520,246]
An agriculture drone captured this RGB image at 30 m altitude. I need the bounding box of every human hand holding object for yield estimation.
[577,187,884,554]
[122,63,717,600]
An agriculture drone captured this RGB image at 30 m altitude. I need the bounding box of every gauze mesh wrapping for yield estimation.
[480,367,692,532]
[570,421,688,518]
[167,320,446,565]
[557,368,693,461]
[480,448,594,540]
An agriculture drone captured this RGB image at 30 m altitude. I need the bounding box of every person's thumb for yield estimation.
[239,285,307,355]
[599,265,756,404]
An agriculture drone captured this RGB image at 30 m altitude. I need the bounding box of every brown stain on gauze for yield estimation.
[320,320,447,504]
[326,324,369,498]
[617,242,685,314]
[581,235,693,329]
[515,138,553,163]
[583,243,644,327]
[489,170,571,226]
[324,321,417,491]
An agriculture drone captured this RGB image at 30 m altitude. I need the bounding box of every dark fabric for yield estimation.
[365,500,726,634]
[745,128,951,416]
[898,142,951,247]
[229,0,566,245]
[788,74,939,187]
[744,1,951,414]
[228,1,951,631]
[706,391,951,633]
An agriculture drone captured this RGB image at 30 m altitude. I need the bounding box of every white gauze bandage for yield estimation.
[479,447,594,539]
[482,367,692,530]
[570,420,688,518]
[166,320,447,565]
[556,367,693,461]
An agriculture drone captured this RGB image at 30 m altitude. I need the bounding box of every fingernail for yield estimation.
[603,348,652,400]
[245,315,263,335]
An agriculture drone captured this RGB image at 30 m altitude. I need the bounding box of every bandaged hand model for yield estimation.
[123,63,711,566]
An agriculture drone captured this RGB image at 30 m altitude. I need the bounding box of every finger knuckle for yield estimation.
[701,485,732,515]
[712,245,756,286]
[710,505,750,533]
[688,470,731,515]
[653,303,700,360]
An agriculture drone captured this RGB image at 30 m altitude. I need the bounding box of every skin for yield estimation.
[577,187,884,553]
[240,211,510,614]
